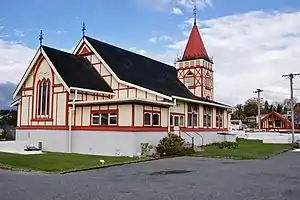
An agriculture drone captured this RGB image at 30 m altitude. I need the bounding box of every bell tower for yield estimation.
[176,5,214,100]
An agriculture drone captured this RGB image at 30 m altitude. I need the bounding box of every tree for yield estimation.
[231,104,245,120]
[243,98,258,117]
[276,104,283,114]
[282,97,298,110]
[263,100,270,114]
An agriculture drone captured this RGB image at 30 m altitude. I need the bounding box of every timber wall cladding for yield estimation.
[177,59,213,100]
[19,55,68,127]
[76,43,164,102]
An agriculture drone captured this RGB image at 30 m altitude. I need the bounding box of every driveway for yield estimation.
[1,151,300,200]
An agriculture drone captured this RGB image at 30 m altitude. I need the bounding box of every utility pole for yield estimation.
[254,89,263,132]
[282,73,300,144]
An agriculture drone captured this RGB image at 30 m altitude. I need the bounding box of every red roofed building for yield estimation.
[177,20,214,100]
[260,110,291,131]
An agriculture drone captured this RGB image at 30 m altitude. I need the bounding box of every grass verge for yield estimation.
[192,138,294,160]
[0,152,149,173]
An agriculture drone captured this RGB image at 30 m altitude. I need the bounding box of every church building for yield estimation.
[11,17,232,156]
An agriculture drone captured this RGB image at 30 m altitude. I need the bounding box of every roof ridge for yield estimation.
[41,45,79,59]
[84,36,176,70]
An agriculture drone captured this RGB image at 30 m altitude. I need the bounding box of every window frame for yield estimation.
[36,78,51,119]
[187,104,199,128]
[90,110,118,126]
[184,71,195,89]
[203,105,212,128]
[216,108,223,128]
[170,113,185,127]
[143,109,161,127]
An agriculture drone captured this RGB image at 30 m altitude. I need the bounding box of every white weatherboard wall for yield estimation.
[16,129,69,152]
[71,131,136,156]
[16,129,236,156]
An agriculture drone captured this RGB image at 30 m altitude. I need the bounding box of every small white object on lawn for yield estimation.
[137,152,141,159]
[100,159,105,166]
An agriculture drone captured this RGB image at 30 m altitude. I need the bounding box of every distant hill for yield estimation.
[0,82,17,109]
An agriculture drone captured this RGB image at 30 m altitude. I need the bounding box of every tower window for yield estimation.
[184,71,195,88]
[205,71,211,88]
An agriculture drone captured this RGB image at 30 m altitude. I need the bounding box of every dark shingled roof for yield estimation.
[42,45,113,93]
[85,36,230,107]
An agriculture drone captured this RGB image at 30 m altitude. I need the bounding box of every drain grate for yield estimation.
[149,170,192,175]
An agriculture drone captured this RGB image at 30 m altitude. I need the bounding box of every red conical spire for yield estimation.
[182,22,209,61]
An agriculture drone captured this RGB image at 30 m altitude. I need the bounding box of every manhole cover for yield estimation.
[149,170,192,175]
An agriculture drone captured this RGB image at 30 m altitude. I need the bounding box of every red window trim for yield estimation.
[36,78,52,120]
[90,109,119,126]
[203,105,213,128]
[143,110,161,127]
[216,108,223,128]
[170,112,185,127]
[187,104,199,128]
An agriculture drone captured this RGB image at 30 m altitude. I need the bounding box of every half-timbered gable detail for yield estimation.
[177,21,214,100]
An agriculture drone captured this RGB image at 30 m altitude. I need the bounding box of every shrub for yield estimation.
[140,142,154,156]
[156,133,196,157]
[218,141,239,149]
[156,133,184,156]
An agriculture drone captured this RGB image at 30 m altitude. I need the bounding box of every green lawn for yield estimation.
[192,138,293,160]
[0,152,143,172]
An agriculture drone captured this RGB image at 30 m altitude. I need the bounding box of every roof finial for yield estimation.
[193,0,197,25]
[39,30,44,46]
[82,22,86,36]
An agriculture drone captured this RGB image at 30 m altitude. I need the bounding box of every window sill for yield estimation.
[32,118,53,122]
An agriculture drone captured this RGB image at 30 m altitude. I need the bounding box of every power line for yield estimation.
[259,78,289,89]
[254,89,263,132]
[282,73,300,144]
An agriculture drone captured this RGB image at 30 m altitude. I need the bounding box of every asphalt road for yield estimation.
[1,152,300,200]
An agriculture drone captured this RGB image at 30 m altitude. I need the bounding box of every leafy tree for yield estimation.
[243,98,258,117]
[0,109,17,131]
[231,104,245,120]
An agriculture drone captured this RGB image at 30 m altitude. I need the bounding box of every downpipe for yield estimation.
[68,89,77,153]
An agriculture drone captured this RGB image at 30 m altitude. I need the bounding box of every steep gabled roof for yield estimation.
[42,46,113,93]
[261,110,291,123]
[182,23,210,61]
[85,36,229,107]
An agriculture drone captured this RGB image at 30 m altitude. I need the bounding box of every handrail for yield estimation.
[193,132,204,147]
[180,131,194,149]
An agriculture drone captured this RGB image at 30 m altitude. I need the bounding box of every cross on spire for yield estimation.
[39,30,44,46]
[82,22,86,36]
[193,1,197,24]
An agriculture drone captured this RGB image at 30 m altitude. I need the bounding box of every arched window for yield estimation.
[184,71,194,88]
[144,113,151,126]
[37,79,50,117]
[205,72,210,88]
[153,113,160,126]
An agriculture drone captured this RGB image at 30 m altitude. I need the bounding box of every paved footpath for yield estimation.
[1,152,300,200]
